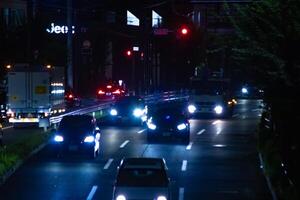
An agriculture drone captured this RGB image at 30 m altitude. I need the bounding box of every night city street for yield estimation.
[1,0,299,200]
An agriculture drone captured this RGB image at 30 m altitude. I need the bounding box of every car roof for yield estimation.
[120,158,165,170]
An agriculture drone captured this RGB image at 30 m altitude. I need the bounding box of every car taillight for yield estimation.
[112,89,121,94]
[106,85,112,89]
[98,90,105,95]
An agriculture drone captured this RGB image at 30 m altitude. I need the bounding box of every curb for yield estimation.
[259,153,278,200]
[0,142,47,186]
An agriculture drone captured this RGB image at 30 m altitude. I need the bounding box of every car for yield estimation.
[113,157,170,200]
[64,91,81,108]
[51,115,101,158]
[108,96,147,125]
[97,83,126,101]
[146,104,190,143]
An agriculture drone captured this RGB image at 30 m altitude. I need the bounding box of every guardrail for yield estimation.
[47,90,190,126]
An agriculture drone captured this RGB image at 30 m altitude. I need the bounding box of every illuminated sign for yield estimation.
[127,11,140,26]
[46,23,75,34]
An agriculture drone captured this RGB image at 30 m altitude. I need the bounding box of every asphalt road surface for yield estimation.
[0,99,272,200]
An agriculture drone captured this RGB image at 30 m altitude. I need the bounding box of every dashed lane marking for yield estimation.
[119,140,130,148]
[86,185,98,200]
[103,159,114,170]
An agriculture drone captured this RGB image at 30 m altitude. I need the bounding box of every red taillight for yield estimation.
[106,85,112,89]
[68,94,73,99]
[112,89,121,94]
[98,90,105,95]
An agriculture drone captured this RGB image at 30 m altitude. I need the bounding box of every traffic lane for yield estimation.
[0,125,142,200]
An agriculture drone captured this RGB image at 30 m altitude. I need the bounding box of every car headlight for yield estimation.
[214,105,223,114]
[147,122,157,130]
[133,108,143,117]
[116,194,126,200]
[84,135,95,143]
[188,104,196,113]
[54,135,64,142]
[177,123,187,130]
[157,195,167,200]
[110,109,118,116]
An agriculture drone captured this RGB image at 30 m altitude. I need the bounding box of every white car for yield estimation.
[113,158,170,200]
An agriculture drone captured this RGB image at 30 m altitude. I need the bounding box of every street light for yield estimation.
[6,64,12,69]
[46,64,52,69]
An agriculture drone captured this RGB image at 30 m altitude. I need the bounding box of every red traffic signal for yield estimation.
[181,28,188,35]
[178,26,190,37]
[126,50,132,56]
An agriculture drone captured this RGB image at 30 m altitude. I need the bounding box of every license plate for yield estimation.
[106,93,111,96]
[163,132,171,136]
[68,145,78,151]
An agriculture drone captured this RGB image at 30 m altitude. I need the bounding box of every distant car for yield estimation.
[113,158,170,200]
[108,96,147,125]
[146,104,190,143]
[97,84,125,100]
[51,115,100,158]
[64,92,81,108]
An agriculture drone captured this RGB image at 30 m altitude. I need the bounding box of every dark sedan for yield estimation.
[108,96,147,125]
[51,115,101,158]
[146,105,190,143]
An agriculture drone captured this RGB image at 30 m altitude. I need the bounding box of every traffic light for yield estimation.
[179,26,189,36]
[126,50,132,56]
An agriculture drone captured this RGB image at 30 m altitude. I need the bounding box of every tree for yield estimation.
[226,0,300,88]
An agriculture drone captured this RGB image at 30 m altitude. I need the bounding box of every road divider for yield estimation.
[119,140,130,148]
[103,159,114,170]
[181,160,187,171]
[86,185,98,200]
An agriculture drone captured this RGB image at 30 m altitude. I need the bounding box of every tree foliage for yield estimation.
[226,0,300,87]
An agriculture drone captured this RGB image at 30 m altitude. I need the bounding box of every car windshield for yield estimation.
[116,168,168,187]
[58,116,94,134]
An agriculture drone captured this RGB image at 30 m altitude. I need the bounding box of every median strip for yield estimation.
[119,140,130,148]
[103,159,114,170]
[86,185,98,200]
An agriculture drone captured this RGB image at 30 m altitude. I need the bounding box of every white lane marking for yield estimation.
[216,129,222,135]
[181,160,187,171]
[137,129,146,134]
[212,120,221,125]
[3,126,13,130]
[197,129,205,135]
[179,187,185,200]
[86,185,98,200]
[186,142,193,150]
[120,140,130,148]
[232,114,239,118]
[103,159,114,170]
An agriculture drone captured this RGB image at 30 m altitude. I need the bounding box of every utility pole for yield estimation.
[67,0,73,89]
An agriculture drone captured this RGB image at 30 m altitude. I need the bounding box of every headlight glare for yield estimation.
[133,108,143,117]
[116,194,126,200]
[147,123,157,130]
[110,109,118,116]
[188,104,196,113]
[157,195,167,200]
[177,123,187,130]
[214,105,223,114]
[54,135,63,142]
[84,135,95,143]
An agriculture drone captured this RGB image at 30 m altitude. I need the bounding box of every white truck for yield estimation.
[187,75,237,118]
[6,64,65,127]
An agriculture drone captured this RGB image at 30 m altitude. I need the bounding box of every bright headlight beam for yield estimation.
[188,104,196,113]
[84,136,95,143]
[110,109,118,116]
[116,195,126,200]
[133,108,143,117]
[214,105,223,115]
[157,195,167,200]
[177,123,187,130]
[54,135,63,142]
[147,123,157,130]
